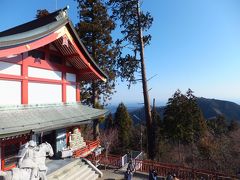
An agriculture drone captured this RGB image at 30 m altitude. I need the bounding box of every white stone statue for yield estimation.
[0,140,54,180]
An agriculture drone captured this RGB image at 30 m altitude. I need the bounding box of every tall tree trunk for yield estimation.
[90,1,100,140]
[137,1,153,159]
[92,81,100,140]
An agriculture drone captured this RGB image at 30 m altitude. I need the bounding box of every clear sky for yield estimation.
[1,0,240,106]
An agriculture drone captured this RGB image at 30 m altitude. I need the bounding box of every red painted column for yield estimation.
[76,75,81,102]
[21,53,28,104]
[1,144,4,171]
[62,72,66,103]
[76,82,80,102]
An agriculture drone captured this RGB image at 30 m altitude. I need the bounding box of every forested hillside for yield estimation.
[131,97,240,123]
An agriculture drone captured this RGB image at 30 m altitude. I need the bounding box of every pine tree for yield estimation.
[109,0,154,159]
[163,89,208,163]
[104,113,114,130]
[207,115,228,136]
[163,89,207,144]
[36,9,49,18]
[114,103,133,153]
[75,0,118,139]
[151,100,162,159]
[75,0,118,104]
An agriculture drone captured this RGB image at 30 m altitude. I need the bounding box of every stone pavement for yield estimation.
[99,169,151,180]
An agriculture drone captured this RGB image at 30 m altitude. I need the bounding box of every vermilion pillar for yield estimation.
[62,72,66,103]
[76,76,80,102]
[21,53,28,104]
[76,83,80,102]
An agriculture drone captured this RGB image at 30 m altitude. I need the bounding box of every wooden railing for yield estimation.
[87,154,122,169]
[134,159,238,180]
[86,150,238,179]
[86,140,100,149]
[73,139,100,158]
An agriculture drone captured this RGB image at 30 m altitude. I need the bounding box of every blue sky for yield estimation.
[1,0,240,106]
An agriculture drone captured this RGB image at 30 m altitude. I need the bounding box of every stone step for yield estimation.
[68,165,92,180]
[47,159,100,180]
[47,159,82,180]
[56,164,88,180]
[86,171,99,180]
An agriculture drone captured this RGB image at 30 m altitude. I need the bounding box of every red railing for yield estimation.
[86,140,100,149]
[87,154,122,169]
[73,139,100,158]
[134,159,238,180]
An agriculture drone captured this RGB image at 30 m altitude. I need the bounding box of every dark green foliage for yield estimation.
[109,0,154,160]
[207,115,229,135]
[36,9,49,18]
[151,106,162,159]
[75,0,118,105]
[108,0,153,85]
[104,113,114,130]
[163,89,207,144]
[114,103,133,153]
[132,98,240,124]
[228,120,240,131]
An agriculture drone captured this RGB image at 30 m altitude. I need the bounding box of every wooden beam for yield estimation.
[64,28,106,82]
[0,27,66,58]
[64,54,79,59]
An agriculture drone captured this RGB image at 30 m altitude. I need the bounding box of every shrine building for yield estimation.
[0,7,107,171]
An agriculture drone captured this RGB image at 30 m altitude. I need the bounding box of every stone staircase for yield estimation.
[47,159,100,180]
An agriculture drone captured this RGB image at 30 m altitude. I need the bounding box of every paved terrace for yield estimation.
[99,168,164,180]
[46,159,163,180]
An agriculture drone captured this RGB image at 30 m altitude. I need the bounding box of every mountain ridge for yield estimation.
[130,97,240,123]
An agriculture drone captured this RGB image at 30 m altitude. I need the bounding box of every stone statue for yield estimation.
[0,140,54,180]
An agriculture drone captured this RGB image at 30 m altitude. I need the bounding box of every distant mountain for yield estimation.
[196,97,240,121]
[130,98,240,123]
[106,103,145,114]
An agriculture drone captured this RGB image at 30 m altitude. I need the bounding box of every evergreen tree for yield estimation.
[75,0,118,105]
[163,89,207,144]
[109,0,154,159]
[151,104,161,159]
[104,113,114,130]
[75,0,118,139]
[36,9,49,18]
[114,103,133,153]
[207,115,228,136]
[185,89,207,142]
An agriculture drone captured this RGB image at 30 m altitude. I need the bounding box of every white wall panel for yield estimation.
[66,73,76,82]
[28,82,62,104]
[0,61,21,75]
[0,80,21,105]
[66,85,76,102]
[28,67,62,80]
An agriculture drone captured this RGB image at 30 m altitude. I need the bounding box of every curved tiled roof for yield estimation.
[0,103,108,138]
[0,7,107,80]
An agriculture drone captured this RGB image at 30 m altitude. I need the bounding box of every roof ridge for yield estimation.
[0,7,69,37]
